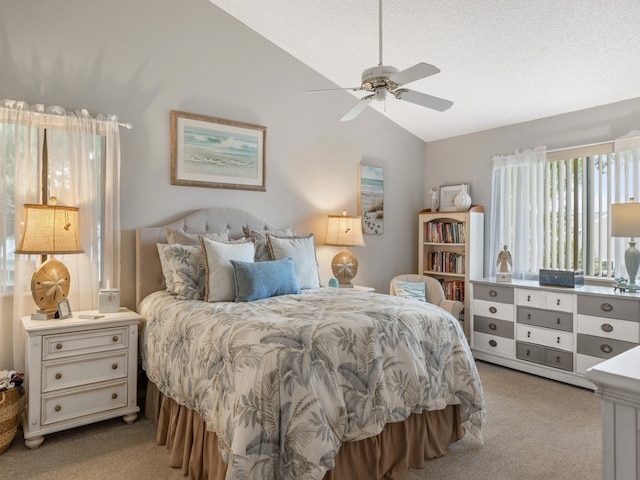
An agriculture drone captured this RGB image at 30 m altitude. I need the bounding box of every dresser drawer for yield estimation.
[577,296,640,322]
[41,381,128,426]
[516,289,574,312]
[516,341,543,364]
[516,324,573,351]
[577,334,637,361]
[577,314,640,343]
[42,352,128,393]
[473,331,514,357]
[43,327,128,360]
[517,307,573,332]
[474,316,514,338]
[474,284,514,303]
[473,299,514,321]
[544,347,573,371]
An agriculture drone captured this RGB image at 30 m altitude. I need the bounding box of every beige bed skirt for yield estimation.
[145,382,464,480]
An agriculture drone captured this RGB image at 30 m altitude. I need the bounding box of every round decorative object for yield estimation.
[331,248,359,286]
[328,277,340,288]
[31,258,70,312]
[454,184,471,211]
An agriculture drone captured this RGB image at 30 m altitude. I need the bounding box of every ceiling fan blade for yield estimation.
[389,62,440,86]
[340,96,374,121]
[395,89,453,112]
[303,86,363,94]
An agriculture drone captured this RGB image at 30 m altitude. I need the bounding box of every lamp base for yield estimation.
[331,248,359,287]
[31,309,58,320]
[31,258,71,312]
[624,240,640,291]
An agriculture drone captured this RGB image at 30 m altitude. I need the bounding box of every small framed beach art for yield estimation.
[171,110,266,191]
[358,164,384,235]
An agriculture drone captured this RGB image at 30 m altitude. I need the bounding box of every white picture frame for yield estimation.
[439,184,465,212]
[56,299,72,319]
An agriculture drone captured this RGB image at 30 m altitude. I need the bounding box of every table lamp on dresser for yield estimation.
[611,198,640,292]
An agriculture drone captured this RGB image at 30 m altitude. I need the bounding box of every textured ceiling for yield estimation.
[209,0,640,142]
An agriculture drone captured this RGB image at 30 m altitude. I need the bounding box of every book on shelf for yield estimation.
[425,251,465,274]
[425,221,465,243]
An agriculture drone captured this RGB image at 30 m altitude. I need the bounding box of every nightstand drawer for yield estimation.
[43,327,128,360]
[474,284,514,303]
[41,381,128,426]
[516,324,573,351]
[518,307,573,332]
[42,352,128,393]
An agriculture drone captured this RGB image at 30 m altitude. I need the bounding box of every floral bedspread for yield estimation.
[139,288,485,480]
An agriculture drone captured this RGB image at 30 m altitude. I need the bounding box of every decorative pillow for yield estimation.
[243,226,293,262]
[266,234,321,289]
[393,280,427,302]
[156,243,205,300]
[200,236,255,302]
[166,227,228,246]
[231,257,301,302]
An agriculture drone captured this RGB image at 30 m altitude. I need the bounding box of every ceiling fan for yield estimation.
[305,0,453,121]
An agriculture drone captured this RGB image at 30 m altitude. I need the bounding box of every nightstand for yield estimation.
[353,285,375,292]
[21,308,141,449]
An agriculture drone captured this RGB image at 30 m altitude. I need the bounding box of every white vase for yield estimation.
[454,184,471,211]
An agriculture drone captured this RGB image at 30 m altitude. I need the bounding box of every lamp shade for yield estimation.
[325,215,365,247]
[15,204,83,254]
[611,202,640,238]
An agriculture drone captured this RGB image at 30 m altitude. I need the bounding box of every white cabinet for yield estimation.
[21,309,141,449]
[472,279,640,389]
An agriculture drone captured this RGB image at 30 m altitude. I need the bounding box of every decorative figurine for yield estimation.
[497,245,512,272]
[431,187,439,212]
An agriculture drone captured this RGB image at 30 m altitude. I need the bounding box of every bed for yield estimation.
[136,208,485,480]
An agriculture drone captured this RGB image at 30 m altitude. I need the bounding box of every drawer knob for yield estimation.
[556,318,561,324]
[601,323,614,333]
[489,306,497,314]
[526,349,531,356]
[54,405,61,412]
[600,303,613,312]
[55,373,62,380]
[489,339,497,347]
[527,331,531,338]
[556,298,560,306]
[489,322,497,330]
[527,313,532,320]
[527,295,531,302]
[489,290,497,297]
[555,355,561,363]
[112,363,118,370]
[56,343,62,350]
[112,336,119,342]
[557,336,560,344]
[601,344,613,354]
[112,393,118,400]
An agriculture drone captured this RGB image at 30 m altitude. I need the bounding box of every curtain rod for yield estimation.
[119,122,133,130]
[546,139,612,154]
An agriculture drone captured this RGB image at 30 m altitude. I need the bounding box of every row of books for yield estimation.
[425,221,465,243]
[443,280,465,302]
[425,251,465,274]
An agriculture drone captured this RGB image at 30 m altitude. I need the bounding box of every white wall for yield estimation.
[425,97,640,275]
[1,0,428,312]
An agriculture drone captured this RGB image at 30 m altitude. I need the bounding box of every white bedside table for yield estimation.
[352,285,375,292]
[21,308,141,449]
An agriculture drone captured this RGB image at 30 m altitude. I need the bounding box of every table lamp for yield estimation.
[325,211,365,287]
[611,198,640,292]
[15,198,84,318]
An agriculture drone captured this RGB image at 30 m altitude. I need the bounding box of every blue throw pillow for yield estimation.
[394,280,427,302]
[231,257,302,302]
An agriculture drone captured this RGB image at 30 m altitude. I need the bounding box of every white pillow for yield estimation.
[266,234,320,289]
[200,236,255,302]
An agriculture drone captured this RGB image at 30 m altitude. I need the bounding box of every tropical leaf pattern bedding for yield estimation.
[139,288,485,480]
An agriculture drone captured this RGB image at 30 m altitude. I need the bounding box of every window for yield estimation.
[491,139,640,279]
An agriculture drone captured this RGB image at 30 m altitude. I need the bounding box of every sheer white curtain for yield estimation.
[0,100,121,371]
[489,146,546,279]
[613,131,640,278]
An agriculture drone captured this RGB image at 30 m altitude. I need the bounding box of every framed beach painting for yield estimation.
[171,110,266,191]
[358,164,384,235]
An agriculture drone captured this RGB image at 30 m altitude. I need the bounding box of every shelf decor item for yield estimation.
[611,198,640,292]
[14,197,84,320]
[454,184,472,211]
[325,211,366,287]
[439,184,470,212]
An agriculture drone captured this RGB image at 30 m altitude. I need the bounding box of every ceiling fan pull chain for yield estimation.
[378,0,383,66]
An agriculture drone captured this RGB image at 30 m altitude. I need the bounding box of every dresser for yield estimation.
[21,309,141,449]
[471,279,640,389]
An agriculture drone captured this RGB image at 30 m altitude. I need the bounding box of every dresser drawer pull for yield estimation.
[527,295,531,302]
[600,344,613,354]
[525,349,531,356]
[527,331,531,338]
[556,318,561,324]
[111,393,118,400]
[56,343,63,350]
[489,289,497,297]
[55,373,62,380]
[527,313,532,320]
[556,298,560,306]
[557,336,560,344]
[112,363,118,370]
[489,306,497,314]
[488,339,497,347]
[601,323,614,333]
[600,303,613,312]
[555,355,561,363]
[54,405,61,412]
[488,322,497,330]
[112,336,119,342]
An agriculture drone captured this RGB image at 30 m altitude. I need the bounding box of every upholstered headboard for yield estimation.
[135,207,282,307]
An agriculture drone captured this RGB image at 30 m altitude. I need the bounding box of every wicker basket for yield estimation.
[0,388,20,454]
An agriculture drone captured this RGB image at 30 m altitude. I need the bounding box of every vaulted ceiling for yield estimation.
[209,0,640,142]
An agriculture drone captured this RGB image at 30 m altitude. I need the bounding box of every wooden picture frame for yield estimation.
[56,299,72,319]
[358,164,384,235]
[439,184,465,212]
[171,110,266,191]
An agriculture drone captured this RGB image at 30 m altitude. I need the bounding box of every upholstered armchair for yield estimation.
[389,274,464,320]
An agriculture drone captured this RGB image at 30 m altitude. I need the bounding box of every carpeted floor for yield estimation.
[1,361,601,480]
